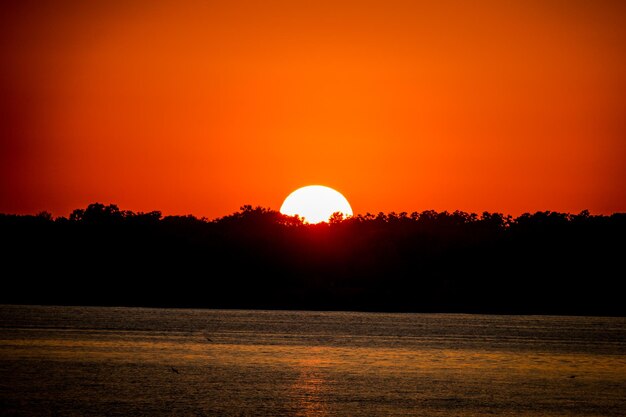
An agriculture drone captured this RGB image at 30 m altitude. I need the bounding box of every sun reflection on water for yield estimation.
[291,353,330,417]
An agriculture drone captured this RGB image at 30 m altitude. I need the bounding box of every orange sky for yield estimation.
[1,0,625,218]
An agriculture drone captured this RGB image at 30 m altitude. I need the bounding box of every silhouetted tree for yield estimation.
[1,203,624,315]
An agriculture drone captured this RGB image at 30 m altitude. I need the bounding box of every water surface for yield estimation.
[1,305,625,416]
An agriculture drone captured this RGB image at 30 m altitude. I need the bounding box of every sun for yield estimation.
[280,185,353,224]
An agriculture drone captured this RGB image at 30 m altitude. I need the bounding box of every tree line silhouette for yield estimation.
[1,203,624,316]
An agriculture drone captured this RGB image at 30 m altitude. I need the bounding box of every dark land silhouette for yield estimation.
[1,203,624,316]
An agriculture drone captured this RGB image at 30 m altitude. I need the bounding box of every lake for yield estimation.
[1,305,625,416]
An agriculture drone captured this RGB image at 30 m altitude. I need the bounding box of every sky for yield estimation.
[1,0,625,219]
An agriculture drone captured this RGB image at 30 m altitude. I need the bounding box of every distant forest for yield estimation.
[1,203,625,316]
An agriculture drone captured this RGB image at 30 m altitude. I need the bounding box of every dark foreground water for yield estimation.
[0,305,625,417]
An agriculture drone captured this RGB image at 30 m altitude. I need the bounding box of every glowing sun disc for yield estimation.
[280,185,353,224]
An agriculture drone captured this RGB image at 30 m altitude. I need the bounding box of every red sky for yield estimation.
[1,0,625,219]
